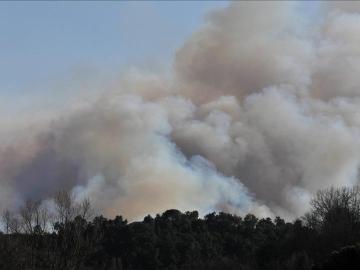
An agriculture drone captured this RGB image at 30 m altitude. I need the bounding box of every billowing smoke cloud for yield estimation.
[2,2,360,220]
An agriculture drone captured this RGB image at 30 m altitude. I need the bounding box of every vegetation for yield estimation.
[1,186,360,270]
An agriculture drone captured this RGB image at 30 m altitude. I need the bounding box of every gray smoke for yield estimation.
[2,2,360,220]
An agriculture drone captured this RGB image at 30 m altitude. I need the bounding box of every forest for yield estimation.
[1,187,360,270]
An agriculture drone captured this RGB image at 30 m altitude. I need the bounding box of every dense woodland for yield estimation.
[1,187,360,270]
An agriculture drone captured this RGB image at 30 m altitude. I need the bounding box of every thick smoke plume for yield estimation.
[2,2,360,220]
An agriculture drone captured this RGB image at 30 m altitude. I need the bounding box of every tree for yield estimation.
[305,186,360,230]
[2,210,12,234]
[304,186,360,252]
[321,244,360,270]
[19,199,49,234]
[54,189,76,225]
[76,197,94,221]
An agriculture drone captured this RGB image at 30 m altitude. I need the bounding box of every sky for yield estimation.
[0,1,321,116]
[0,1,227,102]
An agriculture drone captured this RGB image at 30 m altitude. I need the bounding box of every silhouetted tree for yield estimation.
[305,186,360,254]
[0,186,359,270]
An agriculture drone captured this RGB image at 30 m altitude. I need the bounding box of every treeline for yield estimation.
[1,187,360,270]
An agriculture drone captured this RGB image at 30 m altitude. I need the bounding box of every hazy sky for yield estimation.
[0,2,227,100]
[0,1,321,115]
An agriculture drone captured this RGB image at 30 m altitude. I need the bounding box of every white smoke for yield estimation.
[2,2,360,220]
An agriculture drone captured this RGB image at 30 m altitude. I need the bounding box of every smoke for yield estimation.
[2,2,360,220]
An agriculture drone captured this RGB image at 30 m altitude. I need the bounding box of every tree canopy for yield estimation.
[0,186,360,270]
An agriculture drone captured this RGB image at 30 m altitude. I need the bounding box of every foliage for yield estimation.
[0,186,360,269]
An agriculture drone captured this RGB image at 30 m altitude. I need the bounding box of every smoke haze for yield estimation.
[2,2,360,220]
